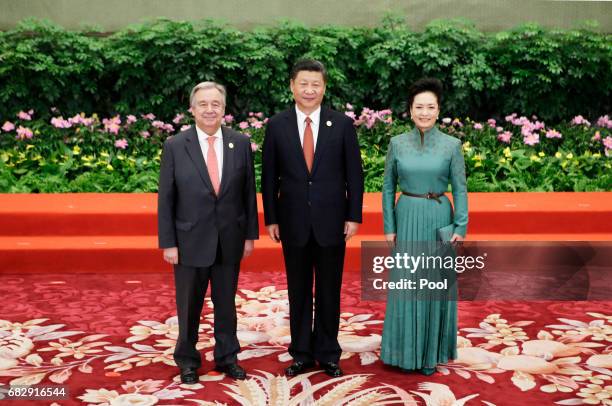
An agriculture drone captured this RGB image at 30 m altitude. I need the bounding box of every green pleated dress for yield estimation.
[380,126,468,370]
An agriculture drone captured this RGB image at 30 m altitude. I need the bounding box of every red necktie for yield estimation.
[303,117,314,173]
[207,136,220,195]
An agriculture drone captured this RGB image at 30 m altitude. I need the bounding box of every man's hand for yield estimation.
[243,240,254,258]
[344,221,359,241]
[267,224,280,243]
[163,247,179,264]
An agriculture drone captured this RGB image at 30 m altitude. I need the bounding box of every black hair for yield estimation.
[407,78,443,108]
[290,59,328,82]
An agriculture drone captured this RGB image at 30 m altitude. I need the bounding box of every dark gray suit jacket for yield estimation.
[261,107,363,246]
[158,126,258,267]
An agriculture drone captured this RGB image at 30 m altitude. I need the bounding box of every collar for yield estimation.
[295,105,321,127]
[411,125,438,137]
[195,125,223,143]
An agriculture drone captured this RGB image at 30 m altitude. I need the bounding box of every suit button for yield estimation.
[308,181,312,185]
[307,201,311,206]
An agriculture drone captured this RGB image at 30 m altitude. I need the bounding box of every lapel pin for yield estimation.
[229,142,234,149]
[326,120,332,127]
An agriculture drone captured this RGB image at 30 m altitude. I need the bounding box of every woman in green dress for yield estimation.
[380,78,468,375]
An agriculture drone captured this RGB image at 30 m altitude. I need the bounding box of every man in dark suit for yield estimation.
[261,60,364,378]
[158,82,258,383]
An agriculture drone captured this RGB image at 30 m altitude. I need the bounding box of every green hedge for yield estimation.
[0,18,610,122]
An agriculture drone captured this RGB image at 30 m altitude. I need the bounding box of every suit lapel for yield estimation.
[218,127,234,198]
[284,108,310,174]
[310,107,331,176]
[184,127,215,194]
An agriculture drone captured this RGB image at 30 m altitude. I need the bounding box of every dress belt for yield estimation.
[401,191,444,204]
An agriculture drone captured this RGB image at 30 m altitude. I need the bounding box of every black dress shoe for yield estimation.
[285,361,315,377]
[215,363,247,380]
[320,362,343,377]
[180,367,199,384]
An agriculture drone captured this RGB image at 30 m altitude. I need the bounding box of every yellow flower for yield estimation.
[0,153,9,162]
[100,152,110,158]
[555,152,563,159]
[81,155,92,162]
[503,147,512,159]
[72,145,81,155]
[463,142,472,152]
[471,154,483,161]
[499,158,507,164]
[474,162,482,168]
[116,154,125,161]
[593,153,601,159]
[566,153,574,159]
[26,144,35,150]
[530,155,541,162]
[561,161,568,168]
[538,152,545,157]
[106,164,114,171]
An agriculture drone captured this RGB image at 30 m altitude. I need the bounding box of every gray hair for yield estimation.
[189,81,227,107]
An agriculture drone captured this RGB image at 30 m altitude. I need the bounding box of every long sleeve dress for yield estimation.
[380,125,468,370]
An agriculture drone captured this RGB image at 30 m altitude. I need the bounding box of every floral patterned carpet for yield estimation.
[0,271,611,405]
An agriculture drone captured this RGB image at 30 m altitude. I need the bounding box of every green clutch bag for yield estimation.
[436,224,455,242]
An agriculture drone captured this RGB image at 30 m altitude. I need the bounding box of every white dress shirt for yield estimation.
[196,125,223,182]
[295,105,321,151]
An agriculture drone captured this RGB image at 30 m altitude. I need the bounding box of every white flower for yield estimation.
[110,393,158,406]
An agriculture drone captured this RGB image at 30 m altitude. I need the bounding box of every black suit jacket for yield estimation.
[158,126,258,267]
[261,106,364,246]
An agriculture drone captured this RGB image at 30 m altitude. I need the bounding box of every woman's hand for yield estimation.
[450,233,464,243]
[385,233,396,243]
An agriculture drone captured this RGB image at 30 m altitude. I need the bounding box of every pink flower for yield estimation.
[180,125,191,132]
[251,120,263,129]
[255,112,264,118]
[152,120,165,129]
[505,113,517,122]
[16,126,33,140]
[239,121,249,130]
[496,126,503,133]
[497,131,512,144]
[571,115,591,127]
[223,114,234,124]
[103,116,121,135]
[592,131,601,141]
[545,129,562,139]
[596,115,612,129]
[244,132,251,137]
[17,110,33,120]
[345,111,356,121]
[141,113,156,121]
[2,121,15,132]
[140,131,150,138]
[442,118,451,124]
[487,118,496,128]
[473,123,483,130]
[172,114,184,124]
[114,138,128,149]
[603,136,612,150]
[452,118,463,128]
[51,117,72,129]
[523,132,540,146]
[251,142,259,152]
[163,123,174,133]
[346,103,354,111]
[126,115,137,124]
[248,112,254,117]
